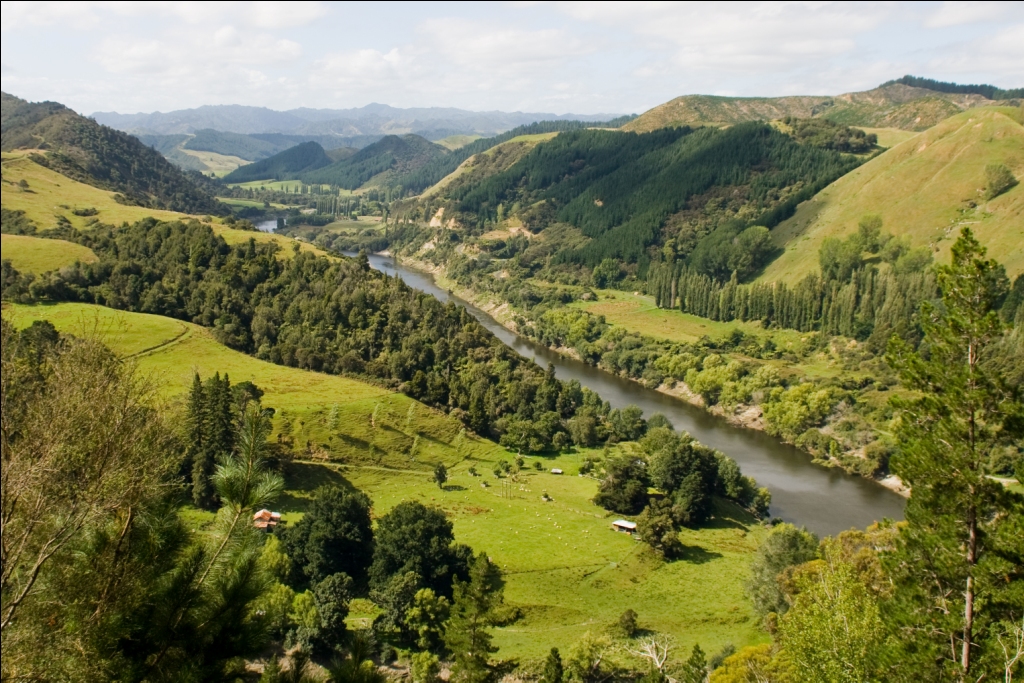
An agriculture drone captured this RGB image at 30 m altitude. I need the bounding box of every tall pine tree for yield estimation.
[883,228,1024,680]
[444,552,504,683]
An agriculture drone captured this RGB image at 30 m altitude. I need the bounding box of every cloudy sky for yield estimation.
[2,1,1022,116]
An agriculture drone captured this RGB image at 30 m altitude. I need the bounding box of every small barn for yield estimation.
[253,509,282,531]
[612,519,637,534]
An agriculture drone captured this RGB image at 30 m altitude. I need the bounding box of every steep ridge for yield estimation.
[758,107,1024,283]
[1,92,221,214]
[625,83,1016,133]
[221,141,332,183]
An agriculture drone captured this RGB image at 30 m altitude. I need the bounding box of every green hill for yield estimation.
[301,133,447,189]
[759,107,1024,283]
[221,141,332,183]
[1,92,221,214]
[625,82,1016,134]
[436,123,861,267]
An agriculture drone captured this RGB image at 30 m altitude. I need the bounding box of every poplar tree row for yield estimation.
[648,261,941,344]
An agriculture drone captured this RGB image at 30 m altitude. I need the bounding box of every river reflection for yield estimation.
[359,252,905,536]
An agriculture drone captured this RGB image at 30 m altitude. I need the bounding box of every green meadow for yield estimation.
[3,301,769,661]
[0,233,97,272]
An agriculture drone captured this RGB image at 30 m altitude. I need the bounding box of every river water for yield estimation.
[363,253,906,536]
[256,219,277,233]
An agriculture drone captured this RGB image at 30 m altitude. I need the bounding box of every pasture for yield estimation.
[0,233,97,272]
[759,108,1024,284]
[3,301,770,663]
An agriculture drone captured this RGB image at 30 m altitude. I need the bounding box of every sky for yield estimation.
[2,1,1022,117]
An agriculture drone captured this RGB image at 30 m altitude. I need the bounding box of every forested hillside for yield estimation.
[302,134,448,189]
[1,92,222,214]
[221,141,333,183]
[435,123,860,266]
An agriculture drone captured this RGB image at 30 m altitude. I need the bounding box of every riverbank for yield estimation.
[386,252,910,498]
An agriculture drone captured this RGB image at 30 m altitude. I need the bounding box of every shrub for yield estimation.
[985,163,1018,199]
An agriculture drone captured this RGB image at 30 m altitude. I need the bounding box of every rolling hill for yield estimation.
[758,107,1024,283]
[301,134,448,189]
[1,92,221,214]
[625,82,1020,134]
[221,141,333,183]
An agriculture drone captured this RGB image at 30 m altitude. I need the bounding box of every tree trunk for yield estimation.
[962,503,976,675]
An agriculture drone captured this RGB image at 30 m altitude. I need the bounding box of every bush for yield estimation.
[985,163,1018,199]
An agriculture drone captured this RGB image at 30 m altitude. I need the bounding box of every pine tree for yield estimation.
[184,373,207,502]
[444,553,504,683]
[541,648,563,683]
[883,228,1024,680]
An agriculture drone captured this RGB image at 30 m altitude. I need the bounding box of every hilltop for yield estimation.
[758,107,1024,283]
[625,82,1019,133]
[1,92,221,214]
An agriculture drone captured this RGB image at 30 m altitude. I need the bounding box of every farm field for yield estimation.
[2,301,770,662]
[0,233,97,272]
[759,107,1024,284]
[216,196,294,209]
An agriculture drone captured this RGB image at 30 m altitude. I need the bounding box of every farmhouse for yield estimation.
[612,519,637,534]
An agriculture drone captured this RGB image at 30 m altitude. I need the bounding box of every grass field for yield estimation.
[0,153,326,260]
[2,301,769,661]
[436,134,483,150]
[0,233,97,272]
[759,107,1024,284]
[216,197,294,210]
[2,152,187,229]
[177,148,249,175]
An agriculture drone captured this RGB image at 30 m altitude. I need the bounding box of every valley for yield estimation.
[2,64,1022,681]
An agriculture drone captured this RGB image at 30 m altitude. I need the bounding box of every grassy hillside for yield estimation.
[759,107,1024,283]
[436,134,483,150]
[625,83,1006,133]
[2,301,768,659]
[1,152,326,258]
[1,92,221,214]
[424,133,558,197]
[0,233,97,272]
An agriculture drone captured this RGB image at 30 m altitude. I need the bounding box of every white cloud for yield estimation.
[925,1,1019,28]
[1,1,327,32]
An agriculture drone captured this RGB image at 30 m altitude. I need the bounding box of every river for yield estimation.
[363,253,906,536]
[256,219,278,233]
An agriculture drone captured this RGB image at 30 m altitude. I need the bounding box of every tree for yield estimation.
[444,552,504,683]
[745,523,818,619]
[314,573,354,653]
[883,228,1024,680]
[542,648,564,683]
[636,499,682,558]
[406,587,451,652]
[680,644,708,683]
[369,501,472,598]
[411,651,442,683]
[284,486,374,585]
[594,454,649,514]
[985,163,1018,199]
[618,608,639,638]
[433,463,449,490]
[778,540,884,683]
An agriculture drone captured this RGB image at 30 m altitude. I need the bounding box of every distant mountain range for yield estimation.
[91,103,622,139]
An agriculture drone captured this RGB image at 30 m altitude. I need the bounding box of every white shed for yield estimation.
[612,519,637,534]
